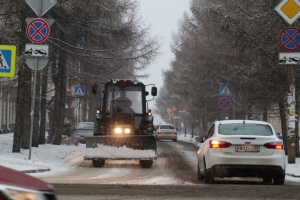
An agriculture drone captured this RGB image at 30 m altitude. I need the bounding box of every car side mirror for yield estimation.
[151,87,157,96]
[92,84,98,94]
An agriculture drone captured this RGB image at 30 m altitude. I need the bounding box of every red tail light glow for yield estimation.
[174,130,177,134]
[157,130,162,134]
[209,140,231,148]
[264,141,284,149]
[96,107,101,114]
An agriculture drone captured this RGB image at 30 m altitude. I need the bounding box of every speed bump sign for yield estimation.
[0,45,16,78]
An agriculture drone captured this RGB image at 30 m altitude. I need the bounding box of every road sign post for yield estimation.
[275,0,299,163]
[25,0,56,160]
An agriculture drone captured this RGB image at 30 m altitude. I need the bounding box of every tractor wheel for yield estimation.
[92,159,105,167]
[273,177,284,185]
[94,119,104,135]
[142,122,154,135]
[263,177,272,183]
[140,160,153,168]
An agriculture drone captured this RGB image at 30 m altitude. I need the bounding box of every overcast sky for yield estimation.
[137,0,191,124]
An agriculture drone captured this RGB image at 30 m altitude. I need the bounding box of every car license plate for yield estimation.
[235,145,260,152]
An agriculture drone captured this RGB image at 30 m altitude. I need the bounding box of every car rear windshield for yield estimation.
[219,123,273,136]
[160,125,174,129]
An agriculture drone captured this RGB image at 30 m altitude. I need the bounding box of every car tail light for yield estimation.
[174,130,177,134]
[209,140,231,148]
[264,141,284,149]
[157,130,162,134]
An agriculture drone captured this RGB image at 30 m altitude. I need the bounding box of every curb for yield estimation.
[286,173,300,178]
[22,168,51,174]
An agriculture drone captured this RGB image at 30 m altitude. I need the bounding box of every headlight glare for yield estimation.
[5,188,45,200]
[124,128,131,134]
[114,128,122,134]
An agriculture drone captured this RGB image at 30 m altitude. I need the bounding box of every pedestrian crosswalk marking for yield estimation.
[75,88,84,96]
[0,45,16,78]
[220,86,231,95]
[219,83,232,96]
[0,50,10,69]
[74,85,85,96]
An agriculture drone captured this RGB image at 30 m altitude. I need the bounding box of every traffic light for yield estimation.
[225,116,229,120]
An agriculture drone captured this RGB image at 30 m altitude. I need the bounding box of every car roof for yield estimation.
[76,122,94,129]
[159,124,174,126]
[215,120,271,125]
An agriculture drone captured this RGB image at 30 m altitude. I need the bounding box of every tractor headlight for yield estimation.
[124,128,131,134]
[113,126,132,135]
[114,128,122,134]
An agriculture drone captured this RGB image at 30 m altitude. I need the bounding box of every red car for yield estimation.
[0,165,57,200]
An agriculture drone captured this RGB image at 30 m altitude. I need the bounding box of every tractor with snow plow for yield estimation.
[84,79,158,168]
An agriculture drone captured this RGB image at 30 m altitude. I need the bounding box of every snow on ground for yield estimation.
[0,132,300,182]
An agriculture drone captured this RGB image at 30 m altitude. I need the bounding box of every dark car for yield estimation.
[0,165,57,200]
[73,122,94,143]
[193,136,204,143]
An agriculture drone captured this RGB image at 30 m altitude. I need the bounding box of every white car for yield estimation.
[197,120,285,185]
[155,124,178,142]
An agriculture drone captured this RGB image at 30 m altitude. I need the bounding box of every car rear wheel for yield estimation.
[273,177,284,185]
[140,160,153,168]
[92,159,105,167]
[197,163,204,181]
[263,177,272,183]
[203,160,214,184]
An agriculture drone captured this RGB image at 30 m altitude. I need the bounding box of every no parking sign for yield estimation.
[26,18,50,43]
[218,97,231,110]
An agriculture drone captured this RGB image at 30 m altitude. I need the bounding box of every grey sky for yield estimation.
[138,0,191,124]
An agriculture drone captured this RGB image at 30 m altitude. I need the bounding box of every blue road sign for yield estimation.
[26,18,50,43]
[0,45,16,77]
[280,27,300,51]
[218,97,231,110]
[74,85,85,96]
[219,83,232,96]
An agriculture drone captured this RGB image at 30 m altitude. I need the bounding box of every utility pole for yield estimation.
[287,65,296,164]
[274,1,300,164]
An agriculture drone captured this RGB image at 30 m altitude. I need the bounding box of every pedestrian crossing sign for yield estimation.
[219,83,232,96]
[0,45,16,78]
[74,85,85,96]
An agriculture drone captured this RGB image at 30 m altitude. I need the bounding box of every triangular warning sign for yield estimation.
[75,88,84,96]
[0,50,10,69]
[221,86,231,95]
